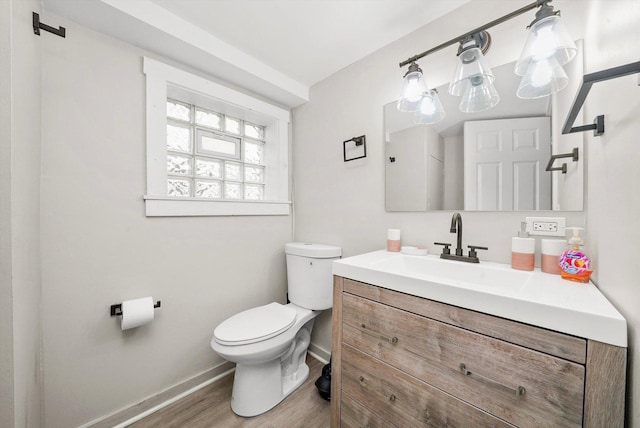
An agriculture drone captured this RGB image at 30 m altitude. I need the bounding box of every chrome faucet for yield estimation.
[434,212,488,263]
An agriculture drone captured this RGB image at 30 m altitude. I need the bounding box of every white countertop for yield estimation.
[333,250,627,347]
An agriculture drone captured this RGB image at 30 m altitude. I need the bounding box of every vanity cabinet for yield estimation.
[331,276,626,427]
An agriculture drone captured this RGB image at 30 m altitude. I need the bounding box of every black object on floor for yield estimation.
[314,358,331,401]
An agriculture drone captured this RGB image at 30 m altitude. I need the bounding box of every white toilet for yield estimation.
[210,242,341,417]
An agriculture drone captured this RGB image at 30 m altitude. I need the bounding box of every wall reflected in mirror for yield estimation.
[384,43,584,212]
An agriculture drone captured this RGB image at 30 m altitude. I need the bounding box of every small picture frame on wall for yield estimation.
[343,135,366,162]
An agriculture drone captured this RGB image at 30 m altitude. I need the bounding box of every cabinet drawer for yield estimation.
[342,293,585,427]
[342,344,513,427]
[341,393,395,428]
[342,278,586,364]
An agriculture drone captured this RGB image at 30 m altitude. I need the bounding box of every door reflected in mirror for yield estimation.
[384,44,584,212]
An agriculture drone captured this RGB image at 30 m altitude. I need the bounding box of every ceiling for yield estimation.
[43,0,473,107]
[150,0,472,87]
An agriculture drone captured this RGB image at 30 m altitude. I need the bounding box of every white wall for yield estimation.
[582,1,640,424]
[1,1,44,427]
[443,134,463,210]
[39,16,292,427]
[0,1,15,425]
[552,40,585,211]
[386,126,428,211]
[294,0,639,425]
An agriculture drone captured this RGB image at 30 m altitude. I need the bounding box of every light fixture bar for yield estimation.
[398,0,547,68]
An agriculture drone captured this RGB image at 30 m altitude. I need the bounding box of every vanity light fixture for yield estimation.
[397,62,430,112]
[396,0,574,121]
[414,89,446,124]
[449,31,500,113]
[515,2,576,98]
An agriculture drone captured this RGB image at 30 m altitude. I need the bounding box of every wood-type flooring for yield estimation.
[130,356,330,428]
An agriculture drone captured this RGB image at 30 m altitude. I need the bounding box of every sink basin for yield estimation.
[370,253,532,291]
[333,250,627,347]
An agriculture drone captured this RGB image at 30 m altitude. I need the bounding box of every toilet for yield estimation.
[210,242,341,417]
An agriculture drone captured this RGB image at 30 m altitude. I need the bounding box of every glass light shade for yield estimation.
[449,47,495,97]
[515,15,577,76]
[414,90,446,124]
[516,54,569,98]
[397,69,429,112]
[459,78,500,113]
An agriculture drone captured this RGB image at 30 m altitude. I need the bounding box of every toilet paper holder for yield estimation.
[110,300,161,317]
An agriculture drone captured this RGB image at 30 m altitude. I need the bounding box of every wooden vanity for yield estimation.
[331,276,626,427]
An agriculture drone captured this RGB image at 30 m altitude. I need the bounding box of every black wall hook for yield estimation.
[33,12,66,38]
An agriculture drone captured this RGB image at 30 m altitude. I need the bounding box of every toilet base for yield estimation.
[211,307,319,417]
[229,317,315,417]
[230,353,310,417]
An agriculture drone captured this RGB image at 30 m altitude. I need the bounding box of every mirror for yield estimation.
[385,42,584,212]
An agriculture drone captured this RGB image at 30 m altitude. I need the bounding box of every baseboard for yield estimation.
[83,344,328,427]
[82,361,235,428]
[308,342,331,364]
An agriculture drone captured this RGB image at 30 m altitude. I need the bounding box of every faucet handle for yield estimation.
[434,242,452,255]
[468,245,488,258]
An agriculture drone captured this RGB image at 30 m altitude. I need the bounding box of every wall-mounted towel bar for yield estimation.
[32,12,66,38]
[343,135,367,162]
[562,61,640,136]
[110,300,161,317]
[546,148,579,174]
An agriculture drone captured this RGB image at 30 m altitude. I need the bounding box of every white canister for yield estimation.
[387,229,401,252]
[541,239,565,274]
[511,237,535,271]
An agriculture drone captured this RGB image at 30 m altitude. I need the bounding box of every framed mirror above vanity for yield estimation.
[384,41,585,213]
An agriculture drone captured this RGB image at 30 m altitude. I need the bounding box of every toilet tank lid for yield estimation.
[285,242,342,258]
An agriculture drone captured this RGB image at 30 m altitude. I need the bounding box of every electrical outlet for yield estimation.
[525,217,566,236]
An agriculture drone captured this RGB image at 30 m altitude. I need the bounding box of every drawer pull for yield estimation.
[459,363,526,397]
[389,394,396,402]
[358,375,367,387]
[359,323,398,344]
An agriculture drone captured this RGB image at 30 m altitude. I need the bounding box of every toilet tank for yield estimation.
[285,243,342,310]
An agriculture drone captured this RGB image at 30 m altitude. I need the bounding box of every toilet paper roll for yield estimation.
[121,297,155,331]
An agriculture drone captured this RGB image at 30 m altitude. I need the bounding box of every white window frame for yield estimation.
[143,57,291,216]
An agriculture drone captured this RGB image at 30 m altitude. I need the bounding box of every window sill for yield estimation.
[144,196,291,217]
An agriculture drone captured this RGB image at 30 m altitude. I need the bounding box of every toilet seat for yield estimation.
[214,302,297,346]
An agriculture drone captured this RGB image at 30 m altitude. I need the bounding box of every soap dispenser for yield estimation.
[511,221,535,271]
[559,227,592,283]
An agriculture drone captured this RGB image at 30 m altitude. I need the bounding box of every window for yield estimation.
[166,99,266,200]
[143,57,290,216]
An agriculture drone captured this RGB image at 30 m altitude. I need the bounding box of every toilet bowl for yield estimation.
[211,303,319,416]
[210,242,341,417]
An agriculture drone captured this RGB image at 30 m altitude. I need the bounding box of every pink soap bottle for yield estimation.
[511,222,535,271]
